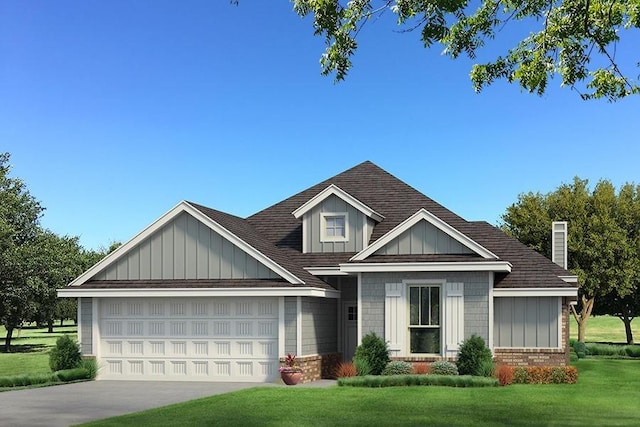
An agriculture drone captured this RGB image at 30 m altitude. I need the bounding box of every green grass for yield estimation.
[0,324,77,377]
[82,359,640,426]
[570,315,639,343]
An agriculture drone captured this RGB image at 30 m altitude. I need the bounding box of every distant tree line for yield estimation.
[0,153,115,352]
[502,177,640,344]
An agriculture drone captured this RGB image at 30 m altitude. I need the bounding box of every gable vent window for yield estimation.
[409,285,441,354]
[321,212,348,242]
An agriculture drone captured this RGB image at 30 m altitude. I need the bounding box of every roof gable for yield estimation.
[351,209,498,261]
[69,201,303,287]
[292,184,384,222]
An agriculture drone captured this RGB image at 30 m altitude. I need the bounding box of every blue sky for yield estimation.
[2,1,639,251]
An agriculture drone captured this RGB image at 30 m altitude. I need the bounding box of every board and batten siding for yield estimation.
[375,220,475,256]
[93,212,280,281]
[304,195,369,253]
[494,297,560,348]
[361,272,490,345]
[284,297,297,354]
[80,297,93,354]
[301,298,338,355]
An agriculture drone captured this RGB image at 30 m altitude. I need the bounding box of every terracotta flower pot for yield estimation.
[280,371,303,385]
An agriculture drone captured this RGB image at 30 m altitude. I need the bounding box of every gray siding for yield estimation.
[494,297,560,348]
[361,272,490,342]
[301,297,337,355]
[305,195,367,253]
[79,298,93,354]
[375,220,475,255]
[94,212,280,281]
[284,297,297,354]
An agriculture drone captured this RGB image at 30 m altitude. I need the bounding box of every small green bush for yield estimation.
[513,367,529,384]
[56,368,91,382]
[81,358,99,379]
[585,343,626,357]
[354,332,390,376]
[574,341,587,359]
[49,335,82,371]
[430,361,458,376]
[382,361,413,376]
[457,335,493,376]
[353,356,372,376]
[569,352,579,363]
[550,367,567,384]
[478,359,495,378]
[625,346,640,358]
[338,374,497,388]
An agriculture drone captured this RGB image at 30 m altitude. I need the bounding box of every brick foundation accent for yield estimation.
[281,353,342,383]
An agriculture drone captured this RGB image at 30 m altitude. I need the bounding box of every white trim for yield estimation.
[363,218,369,249]
[296,296,302,356]
[320,212,349,242]
[58,287,341,298]
[492,287,578,297]
[303,267,348,276]
[351,208,499,261]
[357,273,362,344]
[557,296,563,349]
[488,272,494,350]
[340,261,512,273]
[403,279,445,356]
[559,275,578,283]
[278,297,285,356]
[67,201,304,287]
[292,184,384,222]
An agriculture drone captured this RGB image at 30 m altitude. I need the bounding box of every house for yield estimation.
[59,161,578,382]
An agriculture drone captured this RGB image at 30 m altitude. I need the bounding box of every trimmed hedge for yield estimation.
[0,366,94,389]
[338,374,498,388]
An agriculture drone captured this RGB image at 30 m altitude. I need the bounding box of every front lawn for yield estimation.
[82,359,640,426]
[0,325,77,377]
[571,315,639,343]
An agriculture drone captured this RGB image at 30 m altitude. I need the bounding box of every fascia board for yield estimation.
[67,201,304,287]
[291,184,384,222]
[351,208,498,261]
[559,275,578,283]
[493,287,579,297]
[339,261,512,273]
[303,267,349,276]
[57,287,340,298]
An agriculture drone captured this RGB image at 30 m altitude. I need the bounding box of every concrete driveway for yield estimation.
[0,380,277,426]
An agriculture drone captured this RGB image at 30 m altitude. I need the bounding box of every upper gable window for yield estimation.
[321,212,348,242]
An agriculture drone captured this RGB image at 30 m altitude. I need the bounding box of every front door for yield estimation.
[343,302,358,361]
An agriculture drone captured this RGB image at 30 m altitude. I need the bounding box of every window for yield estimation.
[321,212,348,242]
[409,285,440,354]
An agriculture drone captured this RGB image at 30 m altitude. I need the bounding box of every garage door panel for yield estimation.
[98,297,279,381]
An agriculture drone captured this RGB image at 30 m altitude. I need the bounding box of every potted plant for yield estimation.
[279,353,303,385]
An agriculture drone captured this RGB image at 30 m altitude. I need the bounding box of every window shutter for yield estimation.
[385,283,406,357]
[445,282,464,357]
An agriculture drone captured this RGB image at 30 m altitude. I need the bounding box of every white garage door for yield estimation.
[98,297,279,382]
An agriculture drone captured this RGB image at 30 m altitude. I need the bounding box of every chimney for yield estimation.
[551,221,568,269]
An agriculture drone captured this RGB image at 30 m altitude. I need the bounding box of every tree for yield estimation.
[0,152,44,352]
[502,178,640,342]
[594,289,640,344]
[290,0,640,101]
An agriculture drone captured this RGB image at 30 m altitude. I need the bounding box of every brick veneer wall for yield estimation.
[282,353,342,383]
[493,300,570,367]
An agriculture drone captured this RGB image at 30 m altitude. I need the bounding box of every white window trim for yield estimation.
[320,212,349,242]
[404,279,444,356]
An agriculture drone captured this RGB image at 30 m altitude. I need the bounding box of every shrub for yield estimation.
[574,341,587,359]
[382,361,413,376]
[81,358,99,379]
[495,365,514,386]
[412,362,429,375]
[478,359,495,378]
[49,335,82,372]
[569,352,579,363]
[456,335,493,376]
[430,361,458,376]
[56,368,91,382]
[334,361,357,378]
[625,346,640,358]
[353,332,390,375]
[550,367,567,384]
[338,374,497,388]
[513,367,529,384]
[585,343,626,357]
[565,366,579,384]
[353,356,372,376]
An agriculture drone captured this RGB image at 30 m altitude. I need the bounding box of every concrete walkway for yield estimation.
[0,380,334,427]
